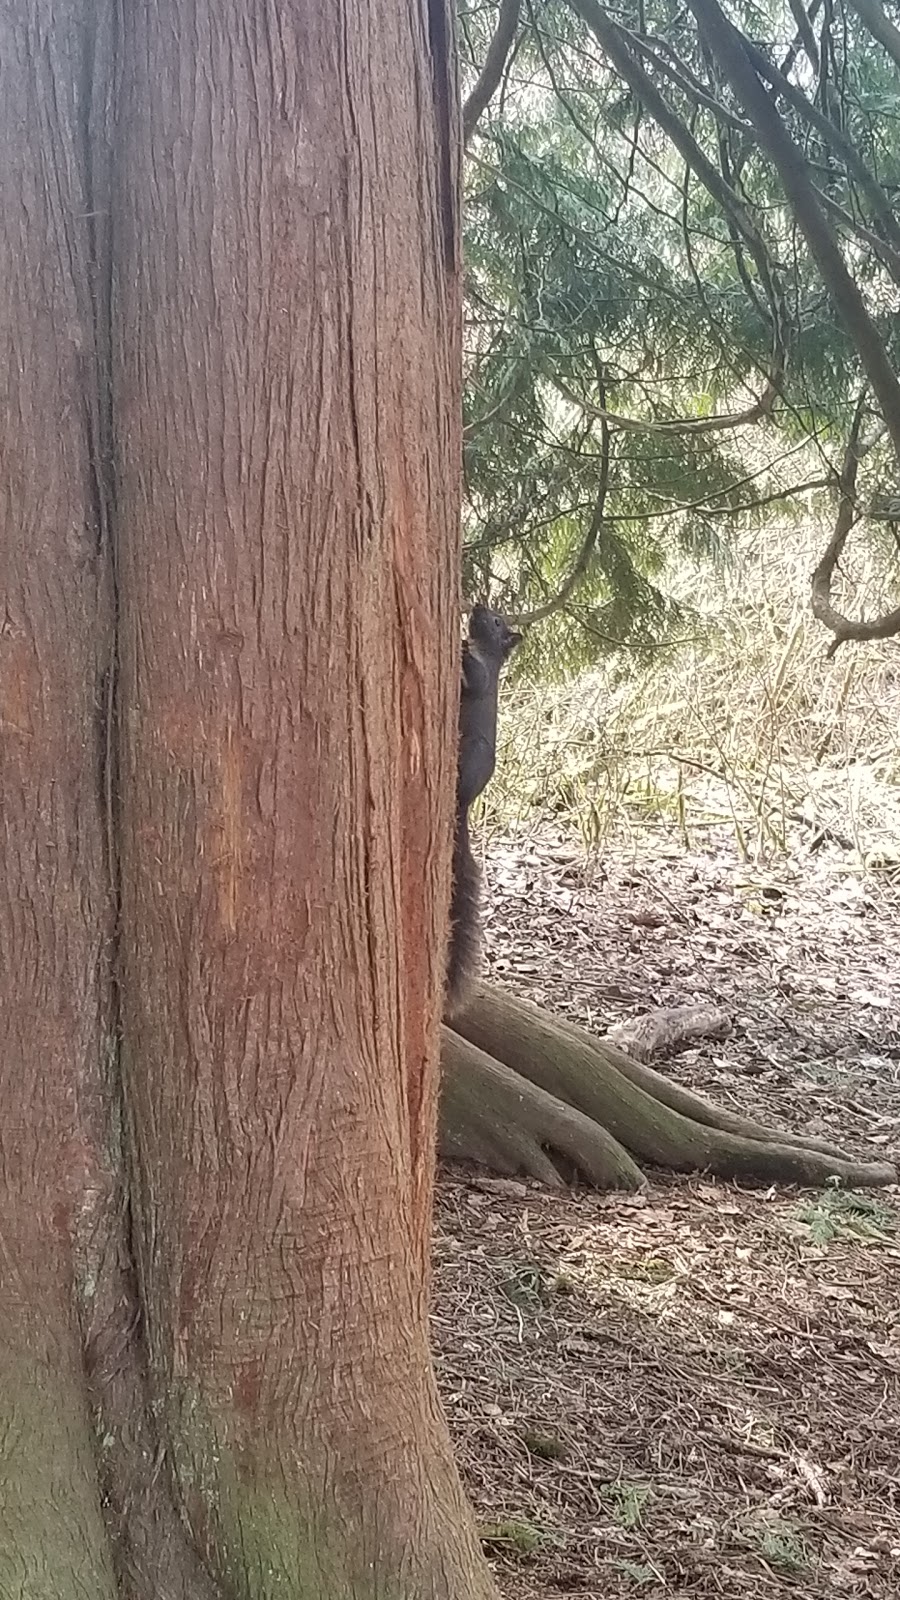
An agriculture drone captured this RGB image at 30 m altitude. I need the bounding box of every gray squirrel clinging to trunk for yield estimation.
[444,603,522,1019]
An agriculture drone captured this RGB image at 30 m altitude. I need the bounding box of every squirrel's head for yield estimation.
[468,603,522,661]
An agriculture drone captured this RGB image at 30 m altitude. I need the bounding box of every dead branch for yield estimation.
[605,1004,732,1062]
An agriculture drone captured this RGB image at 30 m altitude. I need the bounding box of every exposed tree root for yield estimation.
[440,1030,645,1191]
[596,1024,852,1163]
[439,984,896,1191]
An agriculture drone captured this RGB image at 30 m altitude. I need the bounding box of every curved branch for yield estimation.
[553,369,780,436]
[463,0,522,148]
[811,406,900,656]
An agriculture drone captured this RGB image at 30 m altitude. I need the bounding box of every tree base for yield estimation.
[440,984,896,1191]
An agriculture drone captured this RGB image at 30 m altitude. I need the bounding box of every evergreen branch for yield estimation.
[619,25,752,135]
[845,0,900,72]
[567,0,788,380]
[684,0,900,464]
[812,183,900,284]
[740,31,900,260]
[518,356,612,625]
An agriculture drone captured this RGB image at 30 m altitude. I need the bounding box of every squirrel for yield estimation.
[444,603,522,1019]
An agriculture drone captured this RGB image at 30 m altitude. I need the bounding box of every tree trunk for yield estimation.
[0,8,119,1591]
[1,1,498,1597]
[111,2,494,1595]
[441,984,896,1190]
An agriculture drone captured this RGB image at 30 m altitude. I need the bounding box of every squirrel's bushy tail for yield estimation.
[445,811,482,1019]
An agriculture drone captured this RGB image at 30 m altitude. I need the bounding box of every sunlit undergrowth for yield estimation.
[486,507,900,865]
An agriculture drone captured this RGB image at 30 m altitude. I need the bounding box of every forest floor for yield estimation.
[432,825,900,1600]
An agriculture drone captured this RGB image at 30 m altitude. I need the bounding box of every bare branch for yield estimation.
[786,0,821,71]
[811,401,900,655]
[780,0,824,77]
[463,0,523,148]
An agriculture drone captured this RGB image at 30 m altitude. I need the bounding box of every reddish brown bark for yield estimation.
[111,2,493,1594]
[0,4,117,1588]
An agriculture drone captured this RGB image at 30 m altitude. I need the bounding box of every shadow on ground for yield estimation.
[433,829,900,1598]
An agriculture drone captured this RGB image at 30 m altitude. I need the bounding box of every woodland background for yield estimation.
[2,1,899,1597]
[446,2,900,1594]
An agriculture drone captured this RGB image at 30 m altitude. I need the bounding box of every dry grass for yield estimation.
[488,513,900,864]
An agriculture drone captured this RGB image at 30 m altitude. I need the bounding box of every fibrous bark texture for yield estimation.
[111,2,495,1595]
[1,2,500,1597]
[0,4,118,1591]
